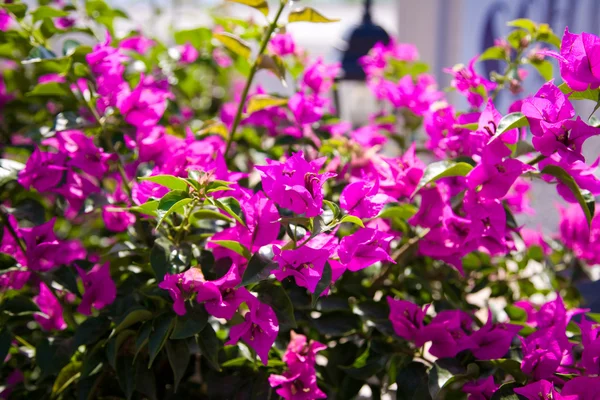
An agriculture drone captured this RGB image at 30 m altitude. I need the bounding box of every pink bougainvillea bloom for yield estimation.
[257,152,335,217]
[520,334,563,380]
[416,310,476,358]
[288,92,325,125]
[387,297,428,342]
[273,245,330,293]
[119,74,172,129]
[545,27,600,91]
[514,380,576,400]
[462,376,498,400]
[33,283,67,331]
[102,205,136,232]
[159,268,205,316]
[282,331,327,368]
[226,298,279,365]
[54,170,100,219]
[240,191,280,250]
[532,117,599,163]
[177,42,199,64]
[520,227,551,254]
[445,57,496,108]
[339,180,392,219]
[0,369,23,399]
[268,32,296,57]
[409,186,447,228]
[0,9,12,32]
[119,35,155,54]
[38,73,66,84]
[467,158,532,199]
[76,262,117,315]
[195,262,253,319]
[338,228,394,271]
[503,178,534,215]
[18,148,67,192]
[269,363,327,400]
[19,219,62,271]
[540,155,600,204]
[302,58,339,94]
[561,376,600,398]
[521,80,575,137]
[469,310,522,360]
[55,16,75,29]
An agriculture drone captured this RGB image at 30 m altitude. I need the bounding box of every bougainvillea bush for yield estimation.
[2,0,600,399]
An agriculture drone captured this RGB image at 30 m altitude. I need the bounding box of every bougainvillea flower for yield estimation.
[387,297,428,342]
[177,42,199,64]
[273,246,330,293]
[514,380,576,400]
[18,148,67,193]
[269,32,296,57]
[19,219,62,271]
[119,35,155,54]
[540,155,600,204]
[33,283,66,331]
[282,331,327,368]
[288,92,325,125]
[545,27,600,91]
[339,180,392,218]
[521,80,575,137]
[520,334,563,380]
[268,363,327,400]
[467,158,533,199]
[257,152,335,217]
[120,74,172,129]
[416,310,476,358]
[469,310,522,360]
[226,298,279,365]
[302,58,339,94]
[532,117,599,162]
[240,191,280,250]
[445,57,496,108]
[561,376,600,398]
[76,262,117,315]
[461,376,498,400]
[159,268,205,316]
[338,228,394,271]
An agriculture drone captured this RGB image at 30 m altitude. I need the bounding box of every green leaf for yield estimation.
[27,82,69,97]
[129,200,159,217]
[115,308,153,333]
[211,240,251,260]
[52,360,82,396]
[32,5,69,21]
[166,339,190,392]
[74,317,111,347]
[312,311,361,336]
[0,3,28,19]
[340,343,388,380]
[157,190,192,226]
[416,161,474,192]
[23,46,57,62]
[479,46,508,61]
[148,313,175,368]
[213,32,251,59]
[477,359,527,383]
[312,262,332,308]
[541,164,594,226]
[536,23,561,48]
[197,325,221,371]
[339,214,365,228]
[239,253,277,287]
[529,59,553,81]
[396,362,432,400]
[139,175,189,191]
[377,204,418,220]
[288,7,340,23]
[212,197,245,227]
[62,39,80,57]
[150,239,170,281]
[135,322,152,359]
[225,0,268,16]
[106,329,135,369]
[257,55,287,84]
[0,329,11,365]
[558,82,600,101]
[507,29,529,50]
[490,382,525,400]
[489,112,528,142]
[116,355,135,400]
[246,94,288,114]
[170,303,208,340]
[190,209,233,224]
[254,280,297,331]
[507,18,537,32]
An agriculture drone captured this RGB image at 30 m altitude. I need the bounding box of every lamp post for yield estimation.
[332,0,390,127]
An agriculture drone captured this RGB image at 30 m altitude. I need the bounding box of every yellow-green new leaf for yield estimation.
[247,94,288,114]
[225,0,268,16]
[213,32,251,59]
[257,54,287,85]
[288,7,340,24]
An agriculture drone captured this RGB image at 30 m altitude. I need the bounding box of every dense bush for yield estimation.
[1,0,600,399]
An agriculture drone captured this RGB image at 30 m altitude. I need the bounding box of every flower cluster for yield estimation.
[2,1,600,398]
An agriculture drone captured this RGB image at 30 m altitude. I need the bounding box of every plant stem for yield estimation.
[175,200,198,244]
[527,153,546,166]
[223,1,287,157]
[0,207,79,329]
